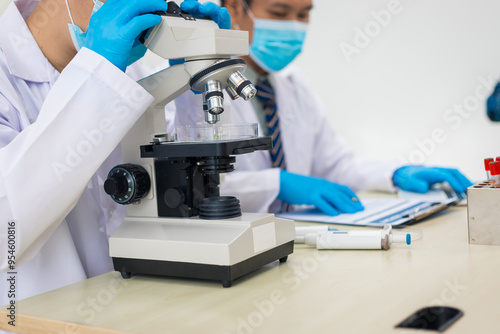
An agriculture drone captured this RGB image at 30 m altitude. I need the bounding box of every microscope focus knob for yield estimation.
[104,164,151,205]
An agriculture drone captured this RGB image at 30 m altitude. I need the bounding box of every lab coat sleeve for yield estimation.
[0,48,153,272]
[308,92,401,193]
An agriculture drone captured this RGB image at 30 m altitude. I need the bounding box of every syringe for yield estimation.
[300,225,411,250]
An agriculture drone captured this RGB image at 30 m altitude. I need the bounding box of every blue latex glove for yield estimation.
[487,82,500,122]
[393,166,472,195]
[278,171,364,216]
[180,0,231,29]
[85,0,168,72]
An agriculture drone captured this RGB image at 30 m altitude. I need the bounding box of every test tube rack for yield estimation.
[467,182,500,246]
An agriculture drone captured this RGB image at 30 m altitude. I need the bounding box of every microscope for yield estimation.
[104,2,295,287]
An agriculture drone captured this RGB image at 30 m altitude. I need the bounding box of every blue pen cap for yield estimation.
[406,234,411,245]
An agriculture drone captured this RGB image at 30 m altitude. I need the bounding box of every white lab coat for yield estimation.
[170,65,401,213]
[0,1,154,305]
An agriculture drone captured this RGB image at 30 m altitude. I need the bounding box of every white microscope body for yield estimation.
[106,4,295,287]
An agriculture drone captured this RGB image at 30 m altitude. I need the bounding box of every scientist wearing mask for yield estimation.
[0,0,229,304]
[169,0,472,215]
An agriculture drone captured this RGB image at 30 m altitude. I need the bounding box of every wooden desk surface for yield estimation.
[2,206,500,334]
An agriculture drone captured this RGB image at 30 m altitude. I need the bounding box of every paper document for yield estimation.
[277,198,455,227]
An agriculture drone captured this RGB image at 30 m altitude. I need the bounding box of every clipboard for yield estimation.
[276,197,458,227]
[398,182,467,206]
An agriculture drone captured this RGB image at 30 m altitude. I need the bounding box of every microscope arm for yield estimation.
[139,63,191,110]
[138,59,223,110]
[121,62,199,164]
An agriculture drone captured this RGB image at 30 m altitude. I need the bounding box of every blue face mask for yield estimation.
[66,0,103,52]
[65,0,147,66]
[249,18,308,73]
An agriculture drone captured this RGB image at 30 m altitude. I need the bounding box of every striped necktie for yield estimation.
[255,78,291,212]
[255,79,287,169]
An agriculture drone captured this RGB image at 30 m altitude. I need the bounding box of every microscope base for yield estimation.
[109,213,295,287]
[112,241,293,287]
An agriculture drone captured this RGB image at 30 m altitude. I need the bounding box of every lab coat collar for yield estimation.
[14,0,40,19]
[0,2,55,83]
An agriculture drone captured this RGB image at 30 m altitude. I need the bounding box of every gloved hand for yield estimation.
[487,82,500,122]
[180,0,231,29]
[393,166,472,195]
[278,171,364,216]
[85,0,168,72]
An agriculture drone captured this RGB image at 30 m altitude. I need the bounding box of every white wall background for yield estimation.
[294,0,500,182]
[0,0,10,15]
[2,0,499,181]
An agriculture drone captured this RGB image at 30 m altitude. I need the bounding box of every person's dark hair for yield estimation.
[220,0,253,8]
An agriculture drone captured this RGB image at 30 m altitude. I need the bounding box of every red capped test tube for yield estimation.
[484,158,494,181]
[490,161,500,188]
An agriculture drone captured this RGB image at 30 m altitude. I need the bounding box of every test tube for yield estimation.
[490,161,500,188]
[484,158,494,181]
